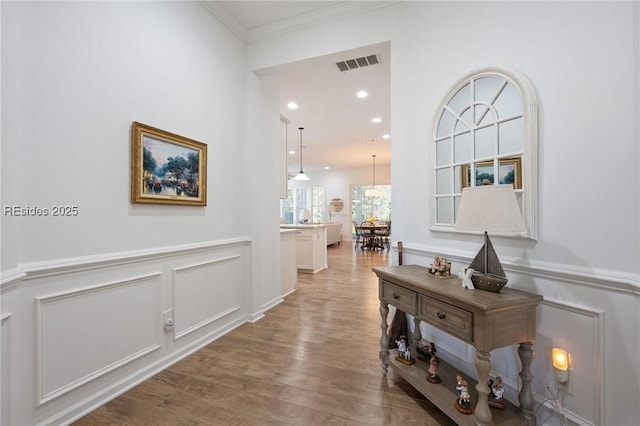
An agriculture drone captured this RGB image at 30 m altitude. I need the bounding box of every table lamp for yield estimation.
[300,209,311,224]
[455,184,527,292]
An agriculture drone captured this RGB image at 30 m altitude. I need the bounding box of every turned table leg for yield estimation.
[518,342,536,424]
[474,350,492,426]
[379,301,389,376]
[412,315,422,349]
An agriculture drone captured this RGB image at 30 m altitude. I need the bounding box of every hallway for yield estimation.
[74,243,454,425]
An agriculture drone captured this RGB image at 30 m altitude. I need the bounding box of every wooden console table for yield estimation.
[373,265,542,426]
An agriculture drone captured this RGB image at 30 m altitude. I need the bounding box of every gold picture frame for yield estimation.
[131,121,207,206]
[461,157,522,189]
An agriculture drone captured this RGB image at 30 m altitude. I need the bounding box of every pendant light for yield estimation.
[365,154,383,197]
[292,127,310,181]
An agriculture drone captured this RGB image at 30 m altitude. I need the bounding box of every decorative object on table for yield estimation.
[387,309,408,349]
[428,341,437,359]
[455,377,473,414]
[416,341,430,361]
[131,121,207,206]
[292,127,310,181]
[299,209,311,224]
[428,256,452,277]
[455,184,527,292]
[488,376,505,409]
[458,268,475,290]
[394,335,415,365]
[426,354,441,384]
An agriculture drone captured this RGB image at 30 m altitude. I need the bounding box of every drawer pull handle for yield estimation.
[392,292,400,299]
[437,311,446,320]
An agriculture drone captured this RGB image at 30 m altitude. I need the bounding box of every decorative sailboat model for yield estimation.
[455,184,527,293]
[467,231,508,292]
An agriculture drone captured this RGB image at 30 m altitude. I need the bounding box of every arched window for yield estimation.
[430,67,538,239]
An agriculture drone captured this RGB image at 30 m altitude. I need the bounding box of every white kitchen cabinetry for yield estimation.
[280,224,327,274]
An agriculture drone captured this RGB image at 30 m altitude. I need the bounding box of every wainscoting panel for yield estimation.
[532,300,604,426]
[173,255,242,340]
[1,312,12,426]
[35,273,162,405]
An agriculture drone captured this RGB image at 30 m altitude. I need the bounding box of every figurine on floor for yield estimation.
[455,378,473,414]
[488,376,505,409]
[395,335,415,365]
[426,353,441,383]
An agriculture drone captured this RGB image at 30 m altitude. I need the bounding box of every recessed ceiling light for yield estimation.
[289,150,296,155]
[382,134,391,139]
[324,166,330,170]
[287,102,298,110]
[371,117,382,123]
[357,90,368,98]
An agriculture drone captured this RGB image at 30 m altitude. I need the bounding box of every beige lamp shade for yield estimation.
[455,184,526,236]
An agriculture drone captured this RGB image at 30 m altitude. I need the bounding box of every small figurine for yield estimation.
[454,375,473,414]
[429,341,437,359]
[458,268,475,290]
[395,335,415,365]
[488,376,505,409]
[426,354,441,383]
[429,256,451,277]
[416,341,431,361]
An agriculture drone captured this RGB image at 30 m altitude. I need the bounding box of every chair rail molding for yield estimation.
[397,243,640,295]
[2,237,251,285]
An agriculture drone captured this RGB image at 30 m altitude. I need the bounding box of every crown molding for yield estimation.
[199,1,247,41]
[201,1,401,43]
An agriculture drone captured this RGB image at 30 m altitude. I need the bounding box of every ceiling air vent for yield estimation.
[336,54,380,72]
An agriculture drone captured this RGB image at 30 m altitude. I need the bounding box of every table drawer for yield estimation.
[418,295,473,342]
[381,280,416,312]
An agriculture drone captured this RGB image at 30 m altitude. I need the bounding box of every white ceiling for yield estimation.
[213,1,392,175]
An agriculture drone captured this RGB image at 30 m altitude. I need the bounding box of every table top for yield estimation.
[373,264,542,313]
[356,224,388,231]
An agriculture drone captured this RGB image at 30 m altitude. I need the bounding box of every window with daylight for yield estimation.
[430,67,538,239]
[280,187,325,224]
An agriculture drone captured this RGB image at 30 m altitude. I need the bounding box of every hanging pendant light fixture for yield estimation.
[292,127,310,181]
[365,154,383,197]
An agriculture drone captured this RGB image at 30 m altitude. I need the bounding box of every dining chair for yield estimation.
[379,220,391,250]
[353,221,363,250]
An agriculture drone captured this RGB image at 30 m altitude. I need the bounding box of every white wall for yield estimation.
[247,2,640,425]
[0,2,257,425]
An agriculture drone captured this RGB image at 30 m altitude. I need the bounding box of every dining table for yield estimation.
[356,224,389,250]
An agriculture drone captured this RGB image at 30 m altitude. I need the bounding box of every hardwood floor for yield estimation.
[74,242,455,426]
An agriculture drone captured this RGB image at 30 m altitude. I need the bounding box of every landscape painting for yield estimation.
[131,122,207,206]
[461,157,522,189]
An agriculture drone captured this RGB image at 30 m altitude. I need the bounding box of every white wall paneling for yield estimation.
[533,300,605,426]
[173,256,242,340]
[1,239,252,425]
[1,313,12,425]
[35,274,162,406]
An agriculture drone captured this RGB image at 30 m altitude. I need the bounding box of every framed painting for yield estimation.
[131,122,207,206]
[461,157,522,189]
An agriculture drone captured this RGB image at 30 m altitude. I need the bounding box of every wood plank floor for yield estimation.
[73,242,455,426]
